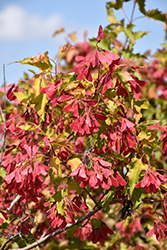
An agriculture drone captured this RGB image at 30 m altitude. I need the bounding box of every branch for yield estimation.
[7,195,22,212]
[6,206,100,250]
[0,64,6,166]
[1,234,18,250]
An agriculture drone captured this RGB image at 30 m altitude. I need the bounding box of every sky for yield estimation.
[0,0,166,86]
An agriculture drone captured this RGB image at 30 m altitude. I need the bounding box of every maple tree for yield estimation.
[0,0,167,249]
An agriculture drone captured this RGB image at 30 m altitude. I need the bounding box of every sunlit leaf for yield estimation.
[127,158,144,196]
[52,27,65,37]
[67,158,82,171]
[68,32,77,42]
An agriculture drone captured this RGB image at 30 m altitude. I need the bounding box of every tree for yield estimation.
[0,0,167,249]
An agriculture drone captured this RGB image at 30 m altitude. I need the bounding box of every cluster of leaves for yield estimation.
[0,1,167,249]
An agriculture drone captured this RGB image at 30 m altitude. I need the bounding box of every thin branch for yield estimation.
[7,195,22,212]
[122,7,130,24]
[0,64,7,166]
[1,234,18,250]
[7,206,100,250]
[132,15,145,22]
[130,0,137,24]
[83,187,99,207]
[122,0,137,50]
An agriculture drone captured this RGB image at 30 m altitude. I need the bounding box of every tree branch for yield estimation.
[0,64,6,166]
[6,206,100,250]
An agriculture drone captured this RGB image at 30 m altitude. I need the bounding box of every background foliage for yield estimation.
[0,0,167,249]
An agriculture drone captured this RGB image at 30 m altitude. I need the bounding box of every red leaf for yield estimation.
[15,170,22,183]
[146,228,154,237]
[116,171,127,186]
[71,166,80,177]
[5,171,15,184]
[102,79,113,93]
[63,101,74,112]
[57,94,72,103]
[89,175,98,188]
[97,25,105,43]
[97,158,111,167]
[95,113,107,120]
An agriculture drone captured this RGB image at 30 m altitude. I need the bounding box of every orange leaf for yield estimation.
[68,32,77,42]
[67,158,82,171]
[52,27,65,37]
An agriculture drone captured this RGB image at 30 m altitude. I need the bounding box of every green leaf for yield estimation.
[137,0,167,23]
[124,24,136,45]
[19,123,38,131]
[114,68,133,82]
[13,51,52,72]
[56,201,65,216]
[136,99,150,109]
[106,0,123,10]
[14,90,33,103]
[132,188,145,212]
[161,43,167,49]
[107,7,121,24]
[101,190,114,212]
[66,225,79,239]
[0,167,6,177]
[133,30,149,41]
[91,218,101,228]
[143,145,152,157]
[127,158,144,197]
[35,93,48,121]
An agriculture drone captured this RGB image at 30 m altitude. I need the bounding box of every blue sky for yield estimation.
[0,0,166,86]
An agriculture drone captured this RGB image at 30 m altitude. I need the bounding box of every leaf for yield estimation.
[36,93,48,121]
[68,32,77,42]
[52,27,65,37]
[137,0,167,23]
[13,51,52,72]
[107,7,121,24]
[59,44,75,53]
[0,167,6,178]
[91,218,101,228]
[49,157,62,176]
[67,158,82,171]
[101,190,114,212]
[127,158,143,197]
[115,68,133,82]
[33,77,41,97]
[143,145,152,157]
[106,0,123,10]
[132,188,145,211]
[97,25,105,42]
[56,201,65,216]
[14,90,33,103]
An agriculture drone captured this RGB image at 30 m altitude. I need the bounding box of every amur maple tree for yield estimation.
[0,1,167,249]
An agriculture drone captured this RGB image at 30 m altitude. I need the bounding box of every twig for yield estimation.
[1,234,18,250]
[7,195,22,212]
[83,187,99,207]
[0,64,7,166]
[6,206,100,250]
[122,0,137,50]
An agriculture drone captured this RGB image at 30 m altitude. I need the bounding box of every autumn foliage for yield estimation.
[1,1,167,249]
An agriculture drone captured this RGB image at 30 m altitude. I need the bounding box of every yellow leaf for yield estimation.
[52,27,65,37]
[50,157,62,176]
[33,77,41,97]
[37,93,48,121]
[59,44,75,53]
[68,32,77,42]
[67,158,82,171]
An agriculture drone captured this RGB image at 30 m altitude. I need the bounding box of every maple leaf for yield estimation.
[146,219,167,242]
[40,79,63,106]
[135,169,167,194]
[97,25,105,43]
